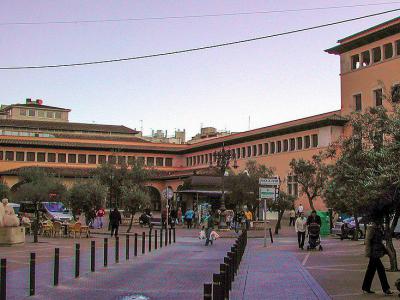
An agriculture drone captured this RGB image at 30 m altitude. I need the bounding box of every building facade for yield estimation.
[1,17,399,212]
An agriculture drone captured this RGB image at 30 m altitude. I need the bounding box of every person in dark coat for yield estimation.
[362,221,393,295]
[306,210,321,226]
[109,207,122,237]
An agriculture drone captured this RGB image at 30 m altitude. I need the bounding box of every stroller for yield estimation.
[307,223,323,251]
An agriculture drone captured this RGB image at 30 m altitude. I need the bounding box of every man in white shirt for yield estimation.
[297,204,304,216]
[295,212,307,250]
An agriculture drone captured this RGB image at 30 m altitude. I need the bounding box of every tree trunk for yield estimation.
[274,210,284,234]
[308,197,315,211]
[33,203,39,243]
[352,213,359,241]
[387,212,400,272]
[127,211,135,233]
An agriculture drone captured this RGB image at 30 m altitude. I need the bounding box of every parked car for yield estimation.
[332,216,367,239]
[8,203,20,215]
[20,201,73,222]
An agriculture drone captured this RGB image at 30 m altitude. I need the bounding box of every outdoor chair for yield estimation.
[52,221,62,237]
[80,225,90,238]
[42,222,53,237]
[69,222,82,238]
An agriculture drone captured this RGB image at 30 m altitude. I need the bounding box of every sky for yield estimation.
[0,1,399,140]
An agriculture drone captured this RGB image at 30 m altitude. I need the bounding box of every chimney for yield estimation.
[26,98,32,104]
[36,99,43,105]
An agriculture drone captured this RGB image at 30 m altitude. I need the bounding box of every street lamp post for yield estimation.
[210,144,238,229]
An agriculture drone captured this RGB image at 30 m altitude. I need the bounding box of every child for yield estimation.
[199,226,206,239]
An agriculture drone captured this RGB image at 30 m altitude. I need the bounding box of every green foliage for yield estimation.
[0,181,10,200]
[68,180,106,220]
[289,154,330,211]
[267,191,295,213]
[121,183,151,215]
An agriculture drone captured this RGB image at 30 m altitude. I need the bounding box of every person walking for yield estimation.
[307,210,321,226]
[109,207,122,238]
[184,208,194,229]
[295,212,307,250]
[362,221,393,295]
[289,208,296,226]
[244,209,253,230]
[177,207,182,225]
[205,212,215,246]
[296,203,304,217]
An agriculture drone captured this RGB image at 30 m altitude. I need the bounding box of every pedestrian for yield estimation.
[109,207,122,237]
[362,220,393,295]
[289,208,296,226]
[96,207,105,228]
[296,203,304,217]
[205,212,215,246]
[306,210,321,226]
[177,207,182,224]
[244,209,253,230]
[161,207,167,229]
[295,212,307,250]
[184,208,194,229]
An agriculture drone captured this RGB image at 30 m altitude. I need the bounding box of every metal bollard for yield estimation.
[155,230,158,250]
[269,228,274,243]
[54,248,60,286]
[204,283,212,300]
[224,257,232,291]
[142,232,145,255]
[165,227,168,246]
[104,238,108,267]
[212,273,223,300]
[168,228,172,245]
[220,263,228,300]
[90,241,95,272]
[227,252,234,283]
[75,244,80,278]
[134,233,138,256]
[160,229,163,248]
[149,229,152,252]
[173,228,176,243]
[115,236,120,263]
[0,259,5,300]
[29,253,35,296]
[126,235,130,260]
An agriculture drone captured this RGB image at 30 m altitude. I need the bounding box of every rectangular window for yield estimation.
[361,50,370,66]
[297,137,303,150]
[209,153,213,163]
[290,138,296,151]
[277,141,282,153]
[147,157,154,166]
[193,156,197,165]
[88,155,97,164]
[247,146,252,157]
[374,89,383,106]
[253,145,257,156]
[354,94,362,111]
[37,152,45,162]
[47,153,56,162]
[270,142,275,154]
[156,157,164,166]
[351,54,360,70]
[236,148,241,159]
[197,156,201,164]
[68,154,76,163]
[78,154,87,164]
[200,155,204,164]
[287,175,299,197]
[20,109,26,116]
[258,144,263,156]
[373,47,381,63]
[264,143,269,155]
[397,40,400,56]
[384,43,393,59]
[28,109,35,117]
[305,136,311,149]
[165,158,173,167]
[0,151,3,161]
[205,154,208,164]
[58,153,66,163]
[137,157,145,165]
[392,84,400,103]
[55,112,62,119]
[5,151,14,161]
[16,152,24,161]
[242,147,246,158]
[117,156,126,165]
[283,140,288,152]
[108,155,116,164]
[98,155,106,164]
[128,156,135,164]
[37,110,45,118]
[312,134,319,147]
[46,111,54,119]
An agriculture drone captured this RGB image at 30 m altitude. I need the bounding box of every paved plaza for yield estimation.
[1,225,400,299]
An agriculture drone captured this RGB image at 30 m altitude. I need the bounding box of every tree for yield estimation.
[68,180,106,224]
[13,169,67,243]
[226,160,274,214]
[289,154,330,211]
[267,191,296,234]
[121,183,151,232]
[0,181,10,199]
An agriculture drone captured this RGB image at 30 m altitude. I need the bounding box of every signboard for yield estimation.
[259,187,276,199]
[259,177,280,186]
[162,188,174,200]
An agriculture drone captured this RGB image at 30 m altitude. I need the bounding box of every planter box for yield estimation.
[0,227,25,246]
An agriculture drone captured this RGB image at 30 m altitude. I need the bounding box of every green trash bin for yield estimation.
[317,211,330,236]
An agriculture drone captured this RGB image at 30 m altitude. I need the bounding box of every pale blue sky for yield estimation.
[0,1,399,139]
